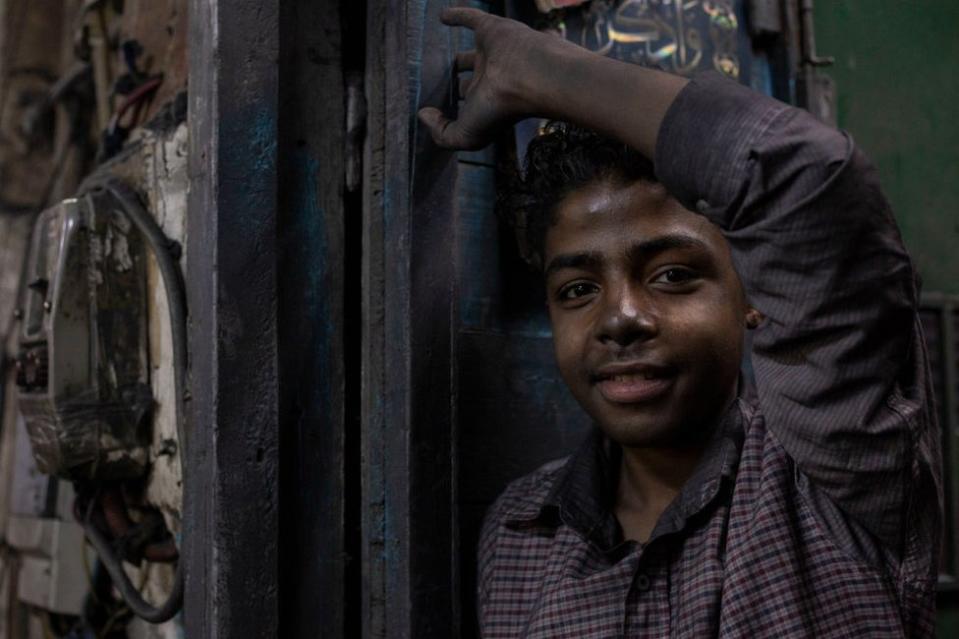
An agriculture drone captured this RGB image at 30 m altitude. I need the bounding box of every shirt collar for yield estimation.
[505,397,748,553]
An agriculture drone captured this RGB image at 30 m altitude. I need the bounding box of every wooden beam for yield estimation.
[362,1,459,636]
[185,0,280,635]
[276,0,349,635]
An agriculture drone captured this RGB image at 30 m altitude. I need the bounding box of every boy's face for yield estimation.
[544,178,749,449]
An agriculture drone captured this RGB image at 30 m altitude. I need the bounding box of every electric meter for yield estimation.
[15,192,151,480]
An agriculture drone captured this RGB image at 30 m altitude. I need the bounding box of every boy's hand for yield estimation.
[418,6,687,158]
[417,7,570,151]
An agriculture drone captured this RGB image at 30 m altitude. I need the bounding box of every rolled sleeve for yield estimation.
[652,71,939,551]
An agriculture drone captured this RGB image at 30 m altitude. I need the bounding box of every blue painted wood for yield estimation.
[363,0,459,636]
[275,0,349,635]
[456,163,552,335]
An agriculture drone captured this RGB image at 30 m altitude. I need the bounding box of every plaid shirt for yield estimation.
[477,73,942,638]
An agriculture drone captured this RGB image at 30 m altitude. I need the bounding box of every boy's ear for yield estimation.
[745,307,764,330]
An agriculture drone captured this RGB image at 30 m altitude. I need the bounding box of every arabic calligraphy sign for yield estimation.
[554,0,748,80]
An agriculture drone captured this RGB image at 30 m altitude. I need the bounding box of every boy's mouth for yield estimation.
[592,363,675,404]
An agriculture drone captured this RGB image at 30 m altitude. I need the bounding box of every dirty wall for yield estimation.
[0,1,188,637]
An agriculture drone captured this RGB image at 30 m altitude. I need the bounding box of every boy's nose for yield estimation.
[595,285,658,347]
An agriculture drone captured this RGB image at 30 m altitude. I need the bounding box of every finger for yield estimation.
[458,75,473,99]
[454,51,476,72]
[440,7,488,29]
[417,106,468,150]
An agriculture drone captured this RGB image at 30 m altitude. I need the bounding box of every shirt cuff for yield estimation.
[654,71,789,217]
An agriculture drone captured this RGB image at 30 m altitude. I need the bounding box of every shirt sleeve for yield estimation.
[654,72,941,551]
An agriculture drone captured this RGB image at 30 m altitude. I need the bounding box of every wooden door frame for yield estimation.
[186,0,282,635]
[186,0,354,635]
[361,0,461,636]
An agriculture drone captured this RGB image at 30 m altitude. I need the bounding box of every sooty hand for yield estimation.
[417,7,564,151]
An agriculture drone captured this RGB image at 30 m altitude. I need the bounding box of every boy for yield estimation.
[419,8,941,638]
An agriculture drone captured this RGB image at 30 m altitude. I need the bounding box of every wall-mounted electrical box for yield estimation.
[15,192,152,480]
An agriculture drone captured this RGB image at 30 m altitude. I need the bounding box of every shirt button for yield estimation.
[635,573,651,591]
[696,199,710,213]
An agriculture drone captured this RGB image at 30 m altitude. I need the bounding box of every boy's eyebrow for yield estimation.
[626,233,711,262]
[544,251,605,278]
[545,233,711,277]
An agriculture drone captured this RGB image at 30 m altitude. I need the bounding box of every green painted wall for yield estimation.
[815,0,959,295]
[815,3,959,635]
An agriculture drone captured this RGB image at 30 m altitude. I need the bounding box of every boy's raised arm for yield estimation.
[654,72,936,552]
[416,7,687,159]
[421,8,940,552]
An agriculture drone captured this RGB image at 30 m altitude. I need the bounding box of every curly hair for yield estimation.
[499,121,658,270]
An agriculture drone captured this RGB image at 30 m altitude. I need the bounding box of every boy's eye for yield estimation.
[558,281,599,301]
[652,267,697,285]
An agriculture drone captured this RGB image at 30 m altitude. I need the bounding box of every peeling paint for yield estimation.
[142,124,189,526]
[110,229,134,272]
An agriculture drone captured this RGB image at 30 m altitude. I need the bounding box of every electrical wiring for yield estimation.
[99,74,164,161]
[74,176,187,624]
[105,75,162,138]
